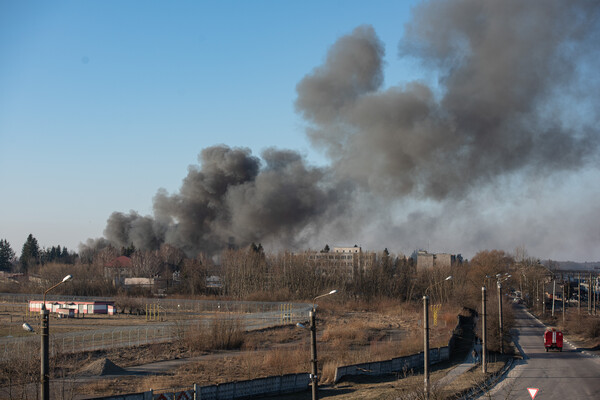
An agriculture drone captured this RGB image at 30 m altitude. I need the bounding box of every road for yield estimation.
[481,306,600,399]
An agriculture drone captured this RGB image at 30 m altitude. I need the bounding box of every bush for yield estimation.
[184,317,245,351]
[563,314,600,340]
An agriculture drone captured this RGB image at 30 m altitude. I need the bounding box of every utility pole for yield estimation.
[482,287,487,374]
[423,296,430,399]
[592,276,596,315]
[498,282,504,354]
[578,273,581,315]
[536,279,539,312]
[552,279,556,317]
[41,304,49,400]
[542,284,546,315]
[589,274,592,315]
[309,311,318,400]
[594,275,597,315]
[562,284,565,325]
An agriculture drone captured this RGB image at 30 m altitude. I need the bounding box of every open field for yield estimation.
[0,299,461,399]
[0,303,171,337]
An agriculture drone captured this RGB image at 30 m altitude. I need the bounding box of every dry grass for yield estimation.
[280,359,509,400]
[1,301,458,399]
[183,317,245,351]
[321,320,371,348]
[562,313,600,338]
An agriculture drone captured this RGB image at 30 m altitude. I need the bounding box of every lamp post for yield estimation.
[578,273,581,315]
[41,274,72,400]
[423,276,452,399]
[497,281,504,355]
[423,295,430,398]
[481,286,487,374]
[298,289,337,400]
[562,283,566,324]
[496,274,510,355]
[552,279,556,317]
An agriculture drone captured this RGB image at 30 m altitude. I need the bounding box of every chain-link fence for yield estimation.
[0,294,311,361]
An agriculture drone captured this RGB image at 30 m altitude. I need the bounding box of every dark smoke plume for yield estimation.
[296,1,599,200]
[85,0,600,258]
[94,146,348,256]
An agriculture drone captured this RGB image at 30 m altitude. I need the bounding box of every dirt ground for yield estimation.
[278,359,508,400]
[1,301,463,399]
[0,302,176,337]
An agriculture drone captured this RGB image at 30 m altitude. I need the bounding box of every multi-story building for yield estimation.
[415,250,460,270]
[304,245,376,279]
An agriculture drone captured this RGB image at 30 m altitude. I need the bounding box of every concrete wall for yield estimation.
[194,373,310,399]
[85,392,152,400]
[333,346,450,383]
[83,373,310,400]
[85,347,451,400]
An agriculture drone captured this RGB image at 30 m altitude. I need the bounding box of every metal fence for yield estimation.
[0,294,311,360]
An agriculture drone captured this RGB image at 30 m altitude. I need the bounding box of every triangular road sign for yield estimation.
[528,388,539,399]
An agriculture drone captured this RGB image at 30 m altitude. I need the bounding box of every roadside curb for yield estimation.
[457,356,514,400]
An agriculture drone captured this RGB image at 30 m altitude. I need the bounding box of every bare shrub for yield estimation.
[245,288,293,302]
[321,320,370,349]
[240,352,264,379]
[262,348,294,375]
[563,313,600,340]
[184,317,245,351]
[320,360,340,384]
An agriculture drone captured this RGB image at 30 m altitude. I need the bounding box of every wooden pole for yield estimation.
[578,273,581,315]
[482,287,487,374]
[423,296,430,399]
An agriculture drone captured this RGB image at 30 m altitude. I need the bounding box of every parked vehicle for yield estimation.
[544,328,563,352]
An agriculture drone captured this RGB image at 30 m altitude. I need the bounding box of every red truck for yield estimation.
[544,328,563,352]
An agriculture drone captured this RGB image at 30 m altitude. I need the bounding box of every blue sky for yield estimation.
[1,1,599,261]
[0,0,418,253]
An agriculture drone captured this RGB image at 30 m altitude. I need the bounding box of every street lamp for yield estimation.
[482,286,487,373]
[312,289,337,311]
[40,274,72,400]
[298,289,337,400]
[496,274,510,355]
[423,276,452,399]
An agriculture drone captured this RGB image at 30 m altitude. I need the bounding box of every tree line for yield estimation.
[0,234,77,272]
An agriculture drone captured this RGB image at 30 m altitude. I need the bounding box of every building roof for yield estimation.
[106,256,133,268]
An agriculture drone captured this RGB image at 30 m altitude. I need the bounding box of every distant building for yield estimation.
[104,256,133,286]
[415,250,460,270]
[29,300,116,316]
[303,245,376,279]
[124,277,154,287]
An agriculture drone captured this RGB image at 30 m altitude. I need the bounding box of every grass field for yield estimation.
[0,299,463,399]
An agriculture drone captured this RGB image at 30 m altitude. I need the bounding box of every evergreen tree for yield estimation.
[61,246,70,262]
[0,239,15,271]
[121,244,136,257]
[20,234,40,271]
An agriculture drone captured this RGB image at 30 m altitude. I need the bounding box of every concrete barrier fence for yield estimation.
[83,373,311,400]
[333,346,450,383]
[84,347,450,400]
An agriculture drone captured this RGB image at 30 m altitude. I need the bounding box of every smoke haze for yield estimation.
[88,0,600,259]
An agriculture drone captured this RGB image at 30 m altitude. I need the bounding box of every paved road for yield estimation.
[482,306,600,399]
